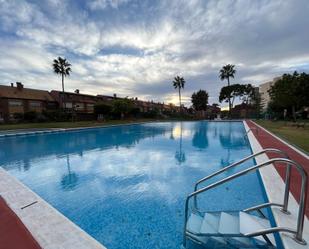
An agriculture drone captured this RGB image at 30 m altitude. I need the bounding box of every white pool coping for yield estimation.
[243,121,309,249]
[0,121,154,138]
[0,168,106,249]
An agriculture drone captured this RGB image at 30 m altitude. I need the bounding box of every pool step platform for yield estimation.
[185,211,276,249]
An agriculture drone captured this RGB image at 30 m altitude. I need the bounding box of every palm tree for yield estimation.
[175,122,186,164]
[173,76,185,110]
[61,155,78,191]
[53,57,72,108]
[219,64,236,117]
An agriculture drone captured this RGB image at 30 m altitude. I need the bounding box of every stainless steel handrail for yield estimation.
[183,158,308,246]
[193,148,290,212]
[243,202,283,212]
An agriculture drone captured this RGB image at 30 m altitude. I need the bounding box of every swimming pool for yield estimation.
[0,121,270,249]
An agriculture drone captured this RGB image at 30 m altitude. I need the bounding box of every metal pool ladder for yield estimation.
[183,148,308,248]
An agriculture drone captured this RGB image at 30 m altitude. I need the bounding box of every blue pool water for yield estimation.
[0,121,268,249]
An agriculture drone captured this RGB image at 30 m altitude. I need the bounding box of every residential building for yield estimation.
[132,98,180,114]
[0,83,183,122]
[50,90,100,113]
[193,104,220,119]
[97,94,117,103]
[0,82,57,121]
[259,77,281,110]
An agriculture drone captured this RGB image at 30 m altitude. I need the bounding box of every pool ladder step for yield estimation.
[186,211,275,247]
[183,148,308,248]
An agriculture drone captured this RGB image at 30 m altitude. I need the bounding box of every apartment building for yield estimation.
[0,82,57,121]
[0,83,182,122]
[259,77,281,110]
[50,89,102,113]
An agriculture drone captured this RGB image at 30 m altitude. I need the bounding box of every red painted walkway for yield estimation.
[0,196,42,249]
[246,120,309,217]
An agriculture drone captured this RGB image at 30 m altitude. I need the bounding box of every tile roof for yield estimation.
[50,90,99,103]
[0,85,55,101]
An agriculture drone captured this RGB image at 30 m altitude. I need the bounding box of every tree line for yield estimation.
[172,64,259,118]
[268,71,309,120]
[53,56,307,121]
[52,56,244,118]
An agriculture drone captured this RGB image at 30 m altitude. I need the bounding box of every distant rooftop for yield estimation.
[0,83,54,101]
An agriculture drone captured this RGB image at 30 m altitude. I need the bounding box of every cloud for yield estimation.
[87,0,133,10]
[0,0,309,106]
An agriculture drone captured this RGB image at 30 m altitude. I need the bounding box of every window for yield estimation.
[9,100,23,106]
[47,102,56,108]
[75,103,84,110]
[86,104,94,111]
[30,101,41,107]
[65,102,73,109]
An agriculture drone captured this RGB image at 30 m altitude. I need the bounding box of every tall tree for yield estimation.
[219,84,254,108]
[173,76,185,110]
[53,57,72,108]
[269,71,309,120]
[191,90,209,111]
[219,64,236,116]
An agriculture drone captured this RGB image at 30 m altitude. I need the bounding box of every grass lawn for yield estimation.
[255,120,309,153]
[0,119,158,131]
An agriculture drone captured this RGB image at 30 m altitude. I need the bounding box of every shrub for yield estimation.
[130,107,141,118]
[13,113,24,121]
[36,113,48,122]
[162,110,172,116]
[112,99,133,119]
[24,111,37,122]
[142,109,159,118]
[94,103,112,115]
[42,110,72,122]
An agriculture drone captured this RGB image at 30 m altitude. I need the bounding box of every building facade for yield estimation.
[0,83,183,122]
[0,83,57,121]
[50,90,103,114]
[259,77,281,110]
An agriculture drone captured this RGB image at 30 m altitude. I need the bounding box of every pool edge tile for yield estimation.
[0,168,107,249]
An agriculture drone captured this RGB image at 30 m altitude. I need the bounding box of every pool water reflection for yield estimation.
[0,121,267,249]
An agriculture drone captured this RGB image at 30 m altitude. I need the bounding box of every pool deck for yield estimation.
[244,120,309,249]
[246,120,309,216]
[0,168,106,249]
[0,196,42,249]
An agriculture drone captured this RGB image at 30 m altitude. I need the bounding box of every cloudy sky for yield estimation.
[0,0,309,106]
